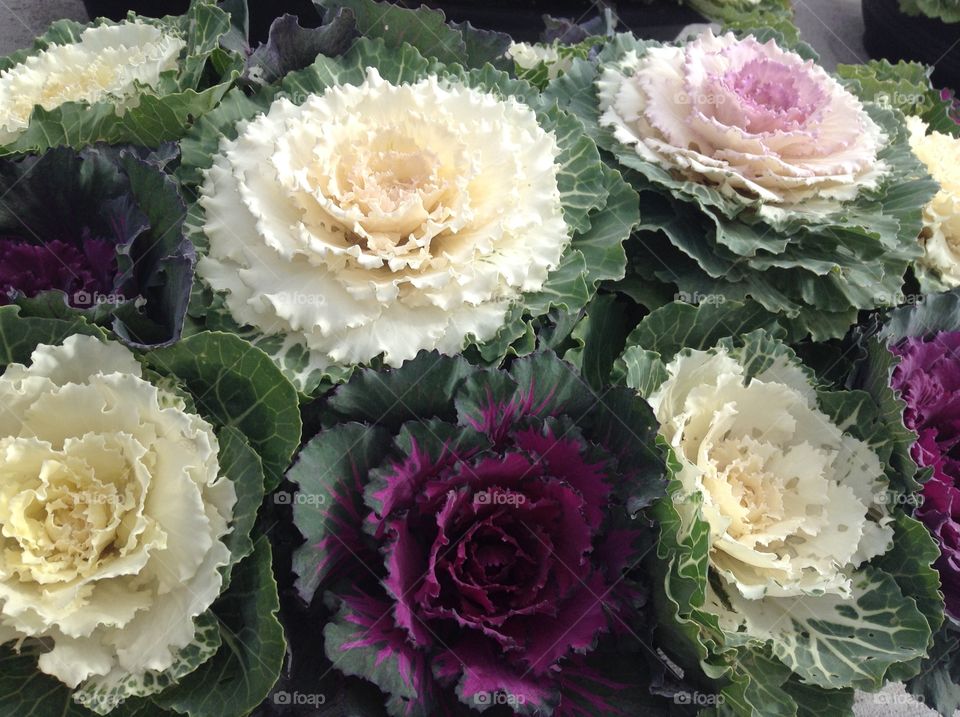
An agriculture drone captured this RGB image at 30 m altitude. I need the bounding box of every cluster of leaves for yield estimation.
[686,0,798,42]
[899,0,960,23]
[837,59,960,137]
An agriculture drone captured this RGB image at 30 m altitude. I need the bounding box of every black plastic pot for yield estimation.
[420,1,706,42]
[81,0,319,44]
[863,0,960,89]
[82,0,705,45]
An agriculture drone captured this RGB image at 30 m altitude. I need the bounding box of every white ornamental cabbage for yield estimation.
[198,68,568,377]
[597,30,886,212]
[907,115,960,287]
[508,42,574,81]
[0,335,235,688]
[0,21,184,145]
[649,347,893,599]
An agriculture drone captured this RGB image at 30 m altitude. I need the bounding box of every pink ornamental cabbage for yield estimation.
[598,31,887,208]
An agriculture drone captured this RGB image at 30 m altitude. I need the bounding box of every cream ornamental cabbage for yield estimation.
[0,335,235,689]
[0,21,184,145]
[198,68,568,377]
[596,31,887,211]
[907,115,960,287]
[649,347,893,600]
[508,42,574,80]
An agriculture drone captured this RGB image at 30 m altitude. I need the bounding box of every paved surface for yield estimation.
[0,1,947,716]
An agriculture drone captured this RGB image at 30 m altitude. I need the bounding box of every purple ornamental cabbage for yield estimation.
[284,352,670,716]
[0,146,193,347]
[892,331,960,619]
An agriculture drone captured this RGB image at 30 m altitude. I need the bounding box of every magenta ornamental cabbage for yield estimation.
[286,352,669,715]
[892,331,960,618]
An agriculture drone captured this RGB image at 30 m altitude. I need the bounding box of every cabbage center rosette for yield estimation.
[186,37,633,394]
[618,315,942,714]
[548,30,935,339]
[0,335,234,689]
[286,352,668,716]
[651,347,893,600]
[0,0,241,154]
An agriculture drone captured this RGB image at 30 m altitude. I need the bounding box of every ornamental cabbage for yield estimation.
[0,21,183,146]
[907,115,960,288]
[186,29,634,393]
[285,352,670,716]
[618,305,942,714]
[548,30,936,339]
[0,335,233,689]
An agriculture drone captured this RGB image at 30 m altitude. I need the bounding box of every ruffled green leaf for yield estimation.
[837,59,960,137]
[316,0,511,67]
[288,423,392,602]
[74,614,222,715]
[899,0,960,23]
[0,306,104,369]
[144,332,301,491]
[687,0,798,42]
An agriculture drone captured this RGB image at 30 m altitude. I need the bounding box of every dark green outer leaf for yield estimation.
[145,332,302,491]
[155,538,285,717]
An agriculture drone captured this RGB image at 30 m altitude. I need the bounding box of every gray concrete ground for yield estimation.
[0,1,948,716]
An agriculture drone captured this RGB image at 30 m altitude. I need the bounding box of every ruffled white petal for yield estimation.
[908,115,960,286]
